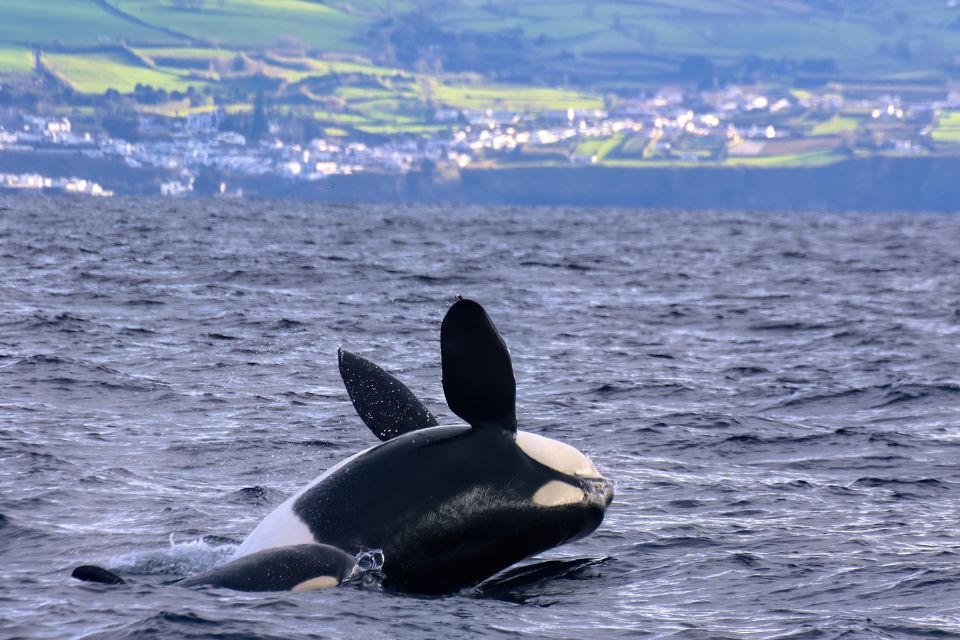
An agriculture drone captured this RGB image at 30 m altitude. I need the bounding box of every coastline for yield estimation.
[3,152,959,212]
[282,156,960,213]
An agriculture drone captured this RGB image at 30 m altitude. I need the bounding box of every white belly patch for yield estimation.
[234,444,376,558]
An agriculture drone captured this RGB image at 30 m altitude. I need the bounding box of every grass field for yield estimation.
[932,112,960,143]
[3,0,959,102]
[1,0,955,167]
[4,0,960,83]
[431,84,602,112]
[576,134,625,160]
[43,52,205,93]
[136,47,237,64]
[0,2,178,45]
[810,116,860,136]
[423,0,960,81]
[111,0,367,51]
[0,43,32,73]
[724,150,845,167]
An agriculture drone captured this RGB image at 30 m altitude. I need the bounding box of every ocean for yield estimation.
[1,195,959,638]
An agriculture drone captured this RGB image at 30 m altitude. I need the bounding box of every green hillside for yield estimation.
[3,0,960,87]
[2,0,959,145]
[110,0,365,51]
[42,51,205,93]
[0,44,32,73]
[0,2,178,45]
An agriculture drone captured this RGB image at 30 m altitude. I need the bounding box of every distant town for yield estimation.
[3,79,959,199]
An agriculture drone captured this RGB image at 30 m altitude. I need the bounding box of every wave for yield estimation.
[766,382,960,415]
[1,355,168,394]
[82,610,294,640]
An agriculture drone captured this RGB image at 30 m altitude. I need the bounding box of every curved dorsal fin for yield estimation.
[441,298,517,432]
[338,349,439,441]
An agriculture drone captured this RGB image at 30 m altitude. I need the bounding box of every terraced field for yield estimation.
[932,112,960,143]
[414,0,960,80]
[42,51,206,94]
[111,0,366,51]
[1,0,956,163]
[3,0,959,86]
[0,2,179,45]
[0,44,32,73]
[431,84,602,112]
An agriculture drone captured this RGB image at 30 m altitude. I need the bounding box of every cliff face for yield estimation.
[312,157,960,212]
[3,151,957,211]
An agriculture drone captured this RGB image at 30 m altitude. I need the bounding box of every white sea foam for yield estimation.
[108,535,236,577]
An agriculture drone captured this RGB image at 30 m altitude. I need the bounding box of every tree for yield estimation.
[102,113,140,141]
[680,55,714,83]
[249,87,267,142]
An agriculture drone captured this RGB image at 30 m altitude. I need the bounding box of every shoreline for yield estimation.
[2,153,959,212]
[282,156,960,213]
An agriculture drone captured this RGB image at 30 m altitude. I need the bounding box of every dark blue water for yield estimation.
[2,196,960,639]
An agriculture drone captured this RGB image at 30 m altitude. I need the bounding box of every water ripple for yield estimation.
[2,197,960,638]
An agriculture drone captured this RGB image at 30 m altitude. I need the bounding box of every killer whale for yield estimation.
[73,298,613,594]
[73,543,357,592]
[234,298,613,593]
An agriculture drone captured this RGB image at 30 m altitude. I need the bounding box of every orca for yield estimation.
[72,298,613,594]
[72,543,357,592]
[233,298,613,594]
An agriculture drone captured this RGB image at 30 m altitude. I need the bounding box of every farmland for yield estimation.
[2,0,960,177]
[42,51,206,94]
[0,44,31,73]
[3,1,960,91]
[932,112,960,143]
[0,2,173,45]
[110,0,365,51]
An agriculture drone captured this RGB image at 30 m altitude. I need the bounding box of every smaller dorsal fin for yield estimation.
[338,349,439,441]
[441,298,517,432]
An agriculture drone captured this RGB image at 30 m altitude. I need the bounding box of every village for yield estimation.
[1,80,958,198]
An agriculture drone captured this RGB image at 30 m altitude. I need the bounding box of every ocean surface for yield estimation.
[1,195,959,639]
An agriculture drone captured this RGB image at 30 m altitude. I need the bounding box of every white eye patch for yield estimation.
[515,430,602,479]
[533,480,585,507]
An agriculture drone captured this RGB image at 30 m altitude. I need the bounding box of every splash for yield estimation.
[107,535,236,577]
[347,548,386,588]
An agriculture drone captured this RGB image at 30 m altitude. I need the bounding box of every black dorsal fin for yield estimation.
[440,298,517,432]
[338,349,439,441]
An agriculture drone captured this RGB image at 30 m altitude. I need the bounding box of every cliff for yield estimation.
[301,156,960,212]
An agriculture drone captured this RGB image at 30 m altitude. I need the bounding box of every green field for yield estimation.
[932,112,960,143]
[811,116,860,136]
[2,0,959,99]
[414,0,960,80]
[0,43,32,73]
[0,2,178,45]
[136,47,236,63]
[4,0,957,83]
[576,134,625,160]
[112,0,366,51]
[0,0,955,168]
[724,150,846,167]
[431,84,602,112]
[43,52,206,93]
